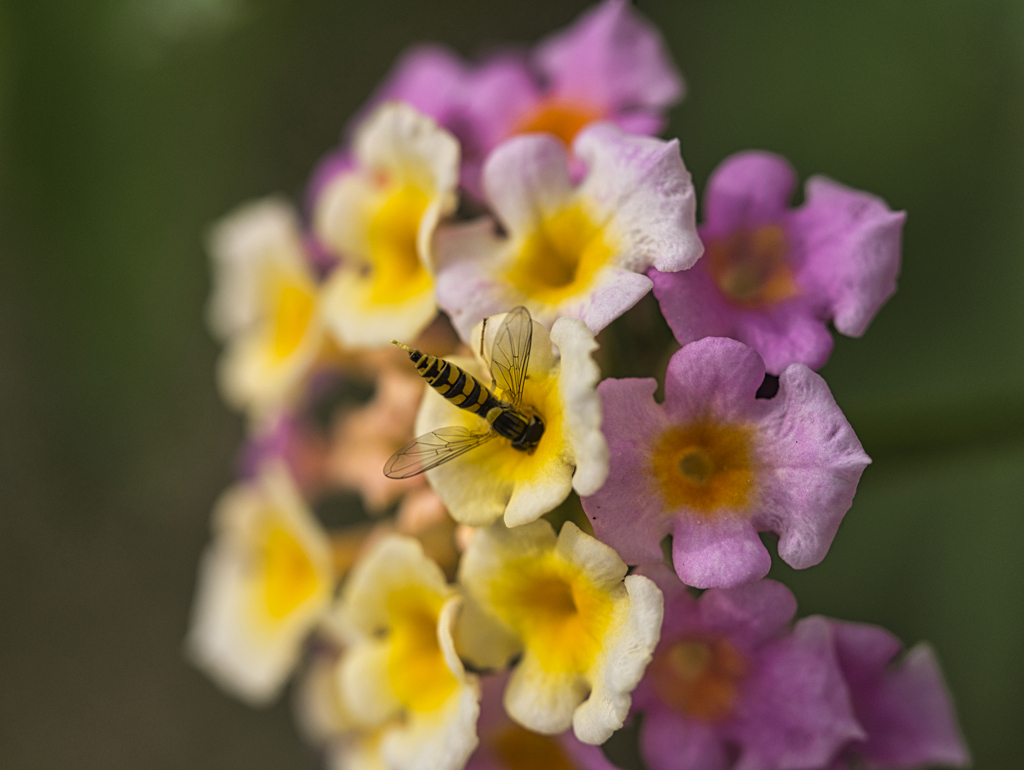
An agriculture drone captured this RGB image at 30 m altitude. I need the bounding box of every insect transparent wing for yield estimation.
[383,426,495,479]
[486,306,533,409]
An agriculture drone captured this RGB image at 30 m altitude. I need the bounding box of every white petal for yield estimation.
[186,466,333,705]
[415,357,515,527]
[550,318,608,495]
[339,640,404,728]
[554,521,626,589]
[572,574,663,744]
[340,535,450,637]
[503,461,575,528]
[314,171,381,265]
[294,655,357,746]
[354,101,460,216]
[504,655,588,735]
[481,133,574,236]
[206,197,307,340]
[320,266,437,349]
[573,123,702,273]
[453,593,522,671]
[382,680,480,770]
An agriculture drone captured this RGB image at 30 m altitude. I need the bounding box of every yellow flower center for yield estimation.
[367,185,433,304]
[270,278,316,360]
[261,522,320,620]
[650,638,747,722]
[490,724,578,770]
[651,420,757,515]
[488,554,613,673]
[452,371,564,490]
[506,205,615,305]
[386,586,458,713]
[512,99,602,145]
[706,224,800,309]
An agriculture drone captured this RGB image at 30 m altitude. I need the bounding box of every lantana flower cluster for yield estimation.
[188,3,969,770]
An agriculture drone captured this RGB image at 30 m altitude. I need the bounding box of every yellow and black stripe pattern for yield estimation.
[393,342,500,418]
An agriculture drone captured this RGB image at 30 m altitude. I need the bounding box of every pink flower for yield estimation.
[652,151,905,373]
[581,337,870,589]
[633,570,863,770]
[330,0,681,197]
[818,618,970,770]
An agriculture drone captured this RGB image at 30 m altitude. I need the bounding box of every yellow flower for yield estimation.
[206,198,325,421]
[315,102,459,348]
[334,535,479,770]
[295,652,392,770]
[457,520,663,745]
[187,464,334,704]
[415,312,607,527]
[434,124,702,341]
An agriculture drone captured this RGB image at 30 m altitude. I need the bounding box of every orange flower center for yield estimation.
[706,224,799,309]
[651,420,757,515]
[512,99,602,145]
[651,638,747,722]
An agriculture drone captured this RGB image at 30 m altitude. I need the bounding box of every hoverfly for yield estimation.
[383,306,545,479]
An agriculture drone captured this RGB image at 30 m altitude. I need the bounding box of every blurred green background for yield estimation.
[1,0,1022,767]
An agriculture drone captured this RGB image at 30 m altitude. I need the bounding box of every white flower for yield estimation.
[416,313,607,528]
[457,520,663,744]
[187,464,334,704]
[434,122,702,339]
[206,197,325,420]
[335,535,479,770]
[315,102,459,348]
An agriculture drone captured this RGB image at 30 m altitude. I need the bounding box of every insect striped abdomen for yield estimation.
[383,308,545,480]
[395,343,500,418]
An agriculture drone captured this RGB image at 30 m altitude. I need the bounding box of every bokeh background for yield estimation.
[2,0,1022,767]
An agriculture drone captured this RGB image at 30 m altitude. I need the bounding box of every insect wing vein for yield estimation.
[383,427,495,479]
[487,306,532,409]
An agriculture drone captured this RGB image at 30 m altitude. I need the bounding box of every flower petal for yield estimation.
[186,465,333,705]
[504,655,588,735]
[662,336,765,423]
[573,573,663,744]
[340,639,404,727]
[535,0,683,114]
[551,317,608,496]
[753,363,870,570]
[794,176,905,338]
[731,617,865,769]
[320,267,438,350]
[482,133,575,237]
[640,707,728,770]
[826,620,970,768]
[353,101,460,218]
[701,151,797,237]
[671,515,771,590]
[574,122,702,274]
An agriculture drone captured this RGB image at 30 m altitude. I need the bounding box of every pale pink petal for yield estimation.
[671,515,771,590]
[584,378,670,565]
[752,363,871,570]
[535,0,683,115]
[793,176,905,337]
